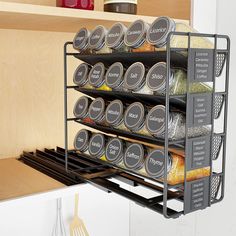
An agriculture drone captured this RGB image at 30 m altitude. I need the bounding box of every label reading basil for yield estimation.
[125,103,144,129]
[124,144,143,169]
[106,139,122,162]
[147,63,166,90]
[106,101,123,125]
[89,134,104,156]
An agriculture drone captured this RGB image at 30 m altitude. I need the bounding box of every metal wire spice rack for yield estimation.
[20,32,230,218]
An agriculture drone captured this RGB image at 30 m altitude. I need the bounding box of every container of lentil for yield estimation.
[147,16,213,50]
[88,133,107,161]
[105,137,124,165]
[88,25,112,54]
[124,102,150,136]
[74,129,92,155]
[88,62,111,91]
[146,62,212,95]
[145,149,210,185]
[146,105,211,140]
[124,19,155,52]
[106,22,130,53]
[73,28,91,54]
[73,63,93,89]
[123,62,152,94]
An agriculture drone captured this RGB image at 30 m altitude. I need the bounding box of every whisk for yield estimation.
[70,194,89,236]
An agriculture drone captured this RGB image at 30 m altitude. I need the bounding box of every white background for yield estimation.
[0,0,236,235]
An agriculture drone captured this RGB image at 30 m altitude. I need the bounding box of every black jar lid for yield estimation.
[88,62,106,88]
[106,22,127,49]
[88,133,106,159]
[73,96,91,119]
[123,62,145,91]
[73,28,90,51]
[105,100,124,127]
[147,16,176,47]
[88,97,106,122]
[105,62,124,89]
[74,129,91,152]
[146,105,171,136]
[105,138,124,164]
[124,102,145,131]
[145,149,172,178]
[73,63,90,86]
[124,19,149,48]
[124,143,145,170]
[89,25,106,50]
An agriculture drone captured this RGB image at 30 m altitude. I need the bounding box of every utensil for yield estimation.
[70,194,89,236]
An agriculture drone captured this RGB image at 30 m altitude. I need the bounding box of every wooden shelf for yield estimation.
[0,1,189,32]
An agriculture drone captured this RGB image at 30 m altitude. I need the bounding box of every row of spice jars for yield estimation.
[74,129,210,185]
[73,16,213,54]
[74,62,212,95]
[74,96,211,140]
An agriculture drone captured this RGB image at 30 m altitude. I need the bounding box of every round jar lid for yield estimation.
[73,28,90,51]
[88,97,106,122]
[89,133,106,159]
[105,62,124,89]
[124,19,148,48]
[146,105,169,136]
[105,138,123,163]
[147,16,176,47]
[145,149,172,178]
[123,62,145,91]
[73,63,90,86]
[124,102,145,131]
[73,96,90,119]
[88,62,105,88]
[124,143,144,170]
[106,22,126,49]
[105,100,124,127]
[74,129,90,152]
[89,25,106,50]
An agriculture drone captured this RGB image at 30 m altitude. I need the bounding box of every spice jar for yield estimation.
[57,0,94,10]
[124,19,155,52]
[105,138,124,164]
[73,28,91,53]
[123,62,151,94]
[146,105,211,140]
[147,16,213,50]
[124,102,149,136]
[88,97,107,126]
[73,63,93,89]
[105,100,127,131]
[88,62,111,91]
[145,149,210,185]
[105,62,126,91]
[106,22,130,53]
[74,129,91,155]
[73,96,93,124]
[104,0,137,14]
[88,25,112,54]
[146,62,212,95]
[88,133,107,161]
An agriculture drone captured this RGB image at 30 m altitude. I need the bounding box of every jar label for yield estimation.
[89,26,105,49]
[106,138,123,162]
[124,144,144,169]
[89,99,104,121]
[89,134,104,156]
[106,63,123,88]
[89,63,105,86]
[74,97,89,118]
[106,101,123,125]
[74,130,88,151]
[74,28,87,49]
[74,63,88,85]
[106,23,124,48]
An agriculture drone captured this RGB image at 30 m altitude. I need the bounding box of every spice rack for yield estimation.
[20,32,230,218]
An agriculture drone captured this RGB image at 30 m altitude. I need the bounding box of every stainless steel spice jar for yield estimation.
[124,19,155,52]
[106,22,130,52]
[74,129,91,155]
[73,63,92,89]
[73,96,93,121]
[89,25,112,54]
[124,102,149,136]
[123,62,152,94]
[73,28,91,53]
[88,62,111,91]
[105,138,124,164]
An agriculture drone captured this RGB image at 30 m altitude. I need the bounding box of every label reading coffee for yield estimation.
[74,28,87,50]
[106,100,123,125]
[89,26,104,49]
[106,23,124,48]
[74,130,89,151]
[74,97,89,118]
[89,63,105,87]
[74,64,88,85]
[89,134,104,157]
[125,103,144,130]
[89,98,104,121]
[125,20,144,46]
[124,144,144,169]
[106,138,123,162]
[106,63,123,88]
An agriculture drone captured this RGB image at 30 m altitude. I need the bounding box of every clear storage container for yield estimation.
[124,20,155,52]
[106,22,130,52]
[123,62,152,94]
[146,105,211,140]
[145,149,210,185]
[73,28,91,53]
[74,129,91,155]
[147,16,213,50]
[88,62,112,91]
[146,62,213,95]
[105,138,124,164]
[88,25,112,54]
[73,63,93,89]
